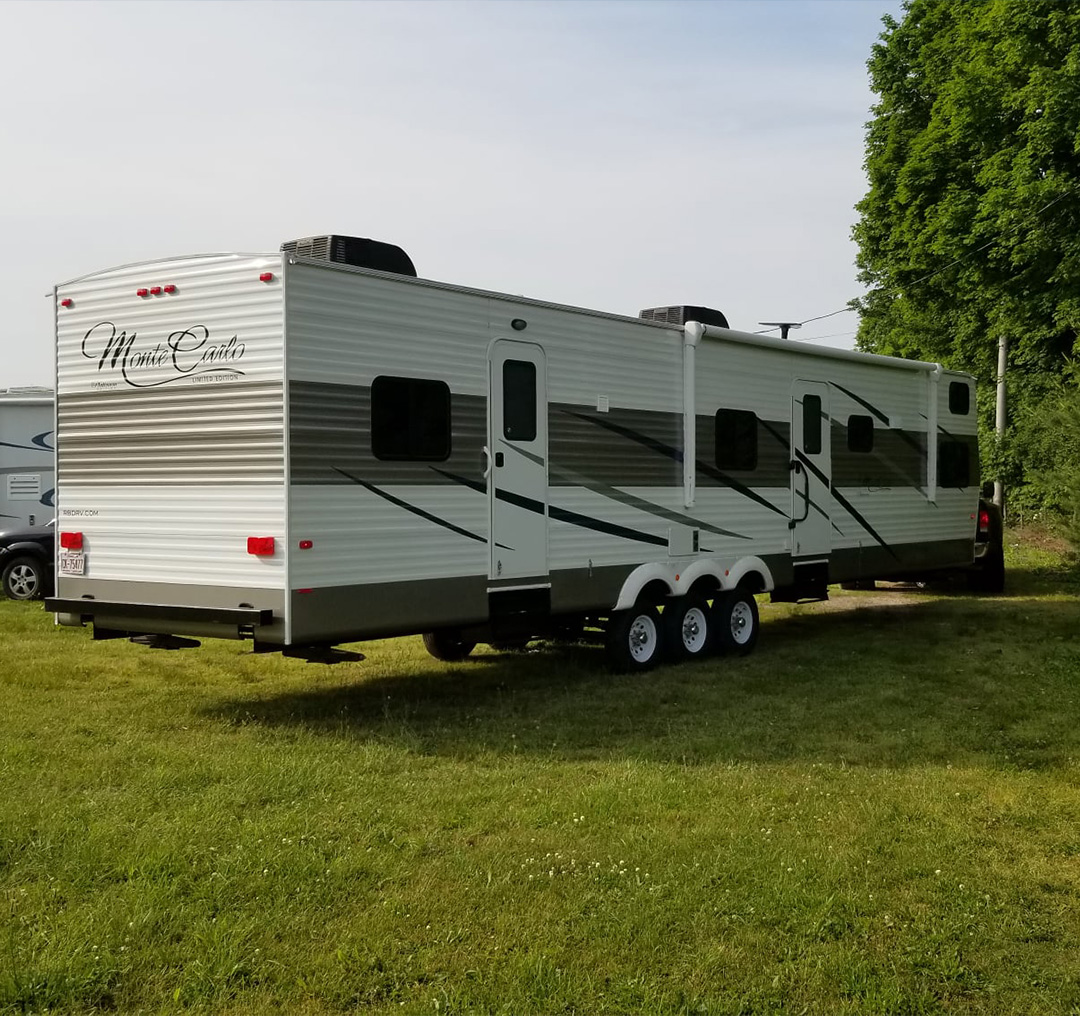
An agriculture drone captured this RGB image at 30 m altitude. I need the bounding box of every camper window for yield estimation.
[503,360,537,442]
[803,395,823,455]
[714,409,758,471]
[371,376,451,461]
[949,382,970,415]
[938,440,971,488]
[847,414,874,453]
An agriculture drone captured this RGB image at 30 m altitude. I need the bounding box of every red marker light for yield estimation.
[136,288,149,297]
[978,509,990,533]
[298,539,313,550]
[163,284,177,294]
[150,286,162,296]
[247,536,275,556]
[60,531,83,550]
[60,298,73,308]
[259,272,274,282]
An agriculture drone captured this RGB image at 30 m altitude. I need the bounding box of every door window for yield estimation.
[502,360,537,441]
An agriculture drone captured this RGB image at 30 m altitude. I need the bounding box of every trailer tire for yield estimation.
[422,630,476,662]
[663,594,713,662]
[2,556,45,600]
[713,590,759,656]
[605,603,663,672]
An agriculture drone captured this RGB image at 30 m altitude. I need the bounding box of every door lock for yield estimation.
[495,452,504,467]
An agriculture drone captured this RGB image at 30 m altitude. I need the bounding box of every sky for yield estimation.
[0,0,901,389]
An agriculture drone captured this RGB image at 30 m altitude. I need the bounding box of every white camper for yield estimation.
[48,237,980,669]
[0,387,55,529]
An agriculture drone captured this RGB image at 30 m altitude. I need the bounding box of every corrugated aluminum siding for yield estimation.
[54,254,288,601]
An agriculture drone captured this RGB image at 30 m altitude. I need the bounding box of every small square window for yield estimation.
[371,375,451,461]
[848,414,874,453]
[714,409,757,471]
[949,381,970,415]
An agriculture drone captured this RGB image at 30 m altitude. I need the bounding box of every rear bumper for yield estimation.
[44,598,273,626]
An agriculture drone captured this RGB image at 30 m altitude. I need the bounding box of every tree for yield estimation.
[853,0,1080,509]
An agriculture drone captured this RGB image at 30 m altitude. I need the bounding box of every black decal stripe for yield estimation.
[696,460,789,517]
[438,466,678,550]
[795,451,898,560]
[552,468,749,540]
[31,431,55,452]
[759,418,790,450]
[549,504,668,547]
[430,467,485,494]
[567,409,787,518]
[332,467,491,546]
[831,383,889,426]
[564,409,683,462]
[0,440,49,453]
[834,382,925,458]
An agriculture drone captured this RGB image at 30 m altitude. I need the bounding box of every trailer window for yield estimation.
[847,414,874,453]
[714,409,757,471]
[949,381,970,415]
[371,376,451,461]
[802,395,823,455]
[502,360,537,442]
[938,440,971,488]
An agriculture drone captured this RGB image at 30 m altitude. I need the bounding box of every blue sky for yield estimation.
[0,0,901,387]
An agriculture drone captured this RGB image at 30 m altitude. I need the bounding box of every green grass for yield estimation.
[3,535,1080,1014]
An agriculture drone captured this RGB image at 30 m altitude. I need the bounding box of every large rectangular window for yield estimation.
[803,394,823,455]
[714,408,758,471]
[938,440,971,488]
[371,375,451,461]
[502,360,537,442]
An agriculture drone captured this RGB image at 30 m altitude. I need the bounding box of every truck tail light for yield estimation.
[60,531,83,549]
[978,509,990,534]
[247,536,275,556]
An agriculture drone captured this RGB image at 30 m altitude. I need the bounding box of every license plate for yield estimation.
[59,551,85,576]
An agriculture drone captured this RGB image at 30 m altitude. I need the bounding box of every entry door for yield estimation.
[489,340,548,583]
[790,380,832,559]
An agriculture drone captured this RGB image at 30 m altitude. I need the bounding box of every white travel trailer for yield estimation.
[47,236,980,669]
[0,387,55,529]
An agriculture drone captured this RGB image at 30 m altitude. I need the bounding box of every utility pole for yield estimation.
[994,335,1007,512]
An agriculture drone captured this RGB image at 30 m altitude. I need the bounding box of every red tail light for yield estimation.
[978,509,990,534]
[247,536,275,556]
[60,531,83,550]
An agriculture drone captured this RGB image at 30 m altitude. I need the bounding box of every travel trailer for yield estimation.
[46,236,980,669]
[0,387,55,529]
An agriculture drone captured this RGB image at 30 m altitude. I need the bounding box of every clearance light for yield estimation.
[247,536,275,556]
[136,288,149,297]
[259,272,274,282]
[60,298,73,308]
[60,531,83,550]
[150,286,162,296]
[298,539,313,550]
[163,284,177,294]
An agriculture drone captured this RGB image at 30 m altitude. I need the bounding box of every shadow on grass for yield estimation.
[202,576,1080,769]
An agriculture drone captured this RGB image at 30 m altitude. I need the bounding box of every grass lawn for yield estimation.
[3,532,1080,1014]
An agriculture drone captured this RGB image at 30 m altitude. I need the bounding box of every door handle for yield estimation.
[482,446,492,479]
[790,459,803,475]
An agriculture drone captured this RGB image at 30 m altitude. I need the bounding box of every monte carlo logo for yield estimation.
[81,321,247,388]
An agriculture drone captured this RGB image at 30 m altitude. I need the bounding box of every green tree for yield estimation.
[853,0,1080,511]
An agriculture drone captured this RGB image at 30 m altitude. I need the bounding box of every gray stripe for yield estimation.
[57,382,284,486]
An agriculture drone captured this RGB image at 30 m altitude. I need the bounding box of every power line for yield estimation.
[757,180,1080,338]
